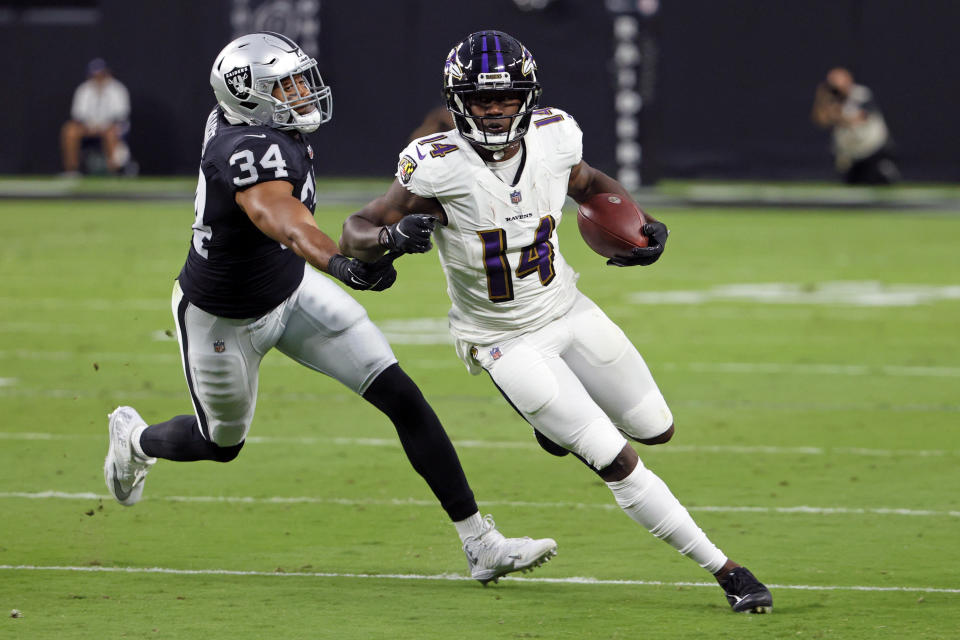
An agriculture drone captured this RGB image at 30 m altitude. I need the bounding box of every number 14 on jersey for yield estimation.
[477,215,556,303]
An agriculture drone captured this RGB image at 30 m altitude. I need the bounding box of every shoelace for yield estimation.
[464,515,505,554]
[479,514,497,534]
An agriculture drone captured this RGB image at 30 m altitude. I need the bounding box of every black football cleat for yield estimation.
[719,567,773,614]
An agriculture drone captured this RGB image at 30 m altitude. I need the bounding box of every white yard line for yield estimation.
[626,282,960,307]
[660,362,960,378]
[1,386,958,412]
[0,431,957,458]
[2,491,958,518]
[0,564,956,594]
[4,348,960,377]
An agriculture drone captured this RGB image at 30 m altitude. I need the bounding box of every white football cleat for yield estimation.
[463,515,558,585]
[104,406,156,506]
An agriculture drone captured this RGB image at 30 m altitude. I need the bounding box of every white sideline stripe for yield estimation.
[1,565,957,594]
[3,349,960,378]
[1,432,957,458]
[4,492,959,518]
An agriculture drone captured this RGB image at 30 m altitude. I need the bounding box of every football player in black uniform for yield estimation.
[103,32,556,584]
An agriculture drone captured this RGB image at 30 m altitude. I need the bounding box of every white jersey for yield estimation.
[397,107,583,346]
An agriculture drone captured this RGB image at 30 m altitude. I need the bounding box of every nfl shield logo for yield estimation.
[490,346,502,360]
[510,190,522,204]
[213,340,226,353]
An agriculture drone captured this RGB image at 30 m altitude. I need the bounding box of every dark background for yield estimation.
[2,0,958,181]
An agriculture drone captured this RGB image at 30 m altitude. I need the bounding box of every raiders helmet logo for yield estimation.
[398,155,417,184]
[224,66,252,99]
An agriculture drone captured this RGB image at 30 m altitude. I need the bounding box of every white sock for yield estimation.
[606,460,728,574]
[453,512,486,543]
[130,424,150,460]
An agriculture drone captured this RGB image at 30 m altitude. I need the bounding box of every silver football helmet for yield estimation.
[210,32,332,133]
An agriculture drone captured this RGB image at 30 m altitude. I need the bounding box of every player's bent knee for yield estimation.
[596,443,640,482]
[636,423,674,445]
[619,391,674,442]
[209,440,244,463]
[567,418,628,471]
[208,422,248,447]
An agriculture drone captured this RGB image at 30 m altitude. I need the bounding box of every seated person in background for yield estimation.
[811,67,899,185]
[60,58,131,176]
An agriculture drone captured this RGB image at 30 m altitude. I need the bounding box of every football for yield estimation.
[576,193,649,259]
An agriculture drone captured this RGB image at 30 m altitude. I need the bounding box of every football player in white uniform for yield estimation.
[102,32,558,585]
[340,30,773,613]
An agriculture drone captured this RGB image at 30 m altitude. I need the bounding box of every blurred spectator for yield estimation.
[60,58,132,176]
[407,105,454,143]
[811,67,899,185]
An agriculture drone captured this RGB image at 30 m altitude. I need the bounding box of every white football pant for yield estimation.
[470,291,727,572]
[469,291,673,470]
[171,266,397,446]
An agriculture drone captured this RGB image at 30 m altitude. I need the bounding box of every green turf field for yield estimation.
[1,195,958,639]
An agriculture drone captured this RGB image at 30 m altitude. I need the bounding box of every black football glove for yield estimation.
[379,214,437,253]
[327,252,400,291]
[607,221,669,267]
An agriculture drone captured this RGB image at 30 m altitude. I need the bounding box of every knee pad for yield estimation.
[568,417,628,470]
[619,390,674,441]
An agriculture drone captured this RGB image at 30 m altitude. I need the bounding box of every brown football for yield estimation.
[576,193,649,259]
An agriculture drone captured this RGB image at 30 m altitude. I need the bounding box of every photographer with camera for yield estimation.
[811,67,899,184]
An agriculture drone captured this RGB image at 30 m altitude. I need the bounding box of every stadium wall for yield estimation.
[2,0,958,181]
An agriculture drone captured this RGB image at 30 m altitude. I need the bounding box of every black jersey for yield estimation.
[178,108,317,318]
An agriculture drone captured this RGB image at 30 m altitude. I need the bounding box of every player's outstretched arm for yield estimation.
[238,180,398,291]
[237,180,342,271]
[340,179,444,263]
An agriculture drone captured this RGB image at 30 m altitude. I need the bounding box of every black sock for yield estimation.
[141,415,243,463]
[362,364,478,521]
